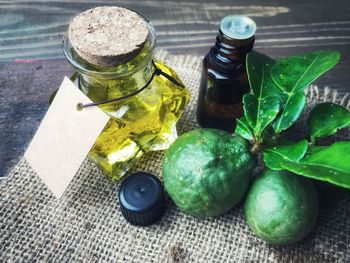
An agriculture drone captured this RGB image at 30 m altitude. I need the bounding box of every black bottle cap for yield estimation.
[119,172,165,226]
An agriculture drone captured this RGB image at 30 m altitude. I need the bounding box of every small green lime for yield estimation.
[244,169,319,245]
[163,129,257,217]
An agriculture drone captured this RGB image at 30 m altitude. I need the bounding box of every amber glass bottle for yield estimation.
[197,16,256,132]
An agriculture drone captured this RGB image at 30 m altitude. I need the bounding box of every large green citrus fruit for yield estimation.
[244,169,319,245]
[163,129,257,217]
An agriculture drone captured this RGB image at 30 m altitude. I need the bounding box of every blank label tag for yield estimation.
[25,77,110,198]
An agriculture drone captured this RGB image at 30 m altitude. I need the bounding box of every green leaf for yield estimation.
[246,51,281,97]
[272,91,307,133]
[271,51,340,133]
[303,141,350,171]
[308,102,350,139]
[271,51,340,93]
[263,140,308,170]
[282,162,350,189]
[281,141,350,189]
[235,116,253,141]
[243,94,280,138]
[306,145,326,155]
[244,52,281,138]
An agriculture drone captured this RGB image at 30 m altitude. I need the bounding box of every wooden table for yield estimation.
[1,0,350,177]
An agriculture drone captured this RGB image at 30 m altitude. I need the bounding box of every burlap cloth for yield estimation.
[1,51,349,263]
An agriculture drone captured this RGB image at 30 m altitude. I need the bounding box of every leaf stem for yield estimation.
[310,136,316,146]
[251,139,262,154]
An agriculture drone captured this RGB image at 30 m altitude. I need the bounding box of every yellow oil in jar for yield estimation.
[63,10,190,180]
[78,59,189,180]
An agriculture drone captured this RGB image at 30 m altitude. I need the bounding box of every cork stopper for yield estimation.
[68,6,149,67]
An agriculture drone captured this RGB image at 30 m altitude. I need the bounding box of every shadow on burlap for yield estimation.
[1,51,349,263]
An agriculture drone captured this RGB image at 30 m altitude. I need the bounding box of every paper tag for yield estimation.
[25,77,110,198]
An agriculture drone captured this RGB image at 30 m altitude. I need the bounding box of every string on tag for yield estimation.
[78,60,185,109]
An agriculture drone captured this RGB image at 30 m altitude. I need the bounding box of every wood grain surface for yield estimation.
[1,0,350,177]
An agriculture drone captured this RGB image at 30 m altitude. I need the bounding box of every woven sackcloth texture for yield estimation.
[1,50,349,263]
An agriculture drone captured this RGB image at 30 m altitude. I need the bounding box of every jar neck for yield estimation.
[211,29,254,64]
[78,59,154,101]
[62,12,157,100]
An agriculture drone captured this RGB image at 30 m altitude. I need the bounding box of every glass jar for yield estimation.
[62,12,189,180]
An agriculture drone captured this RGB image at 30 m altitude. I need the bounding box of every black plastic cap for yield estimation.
[119,172,165,226]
